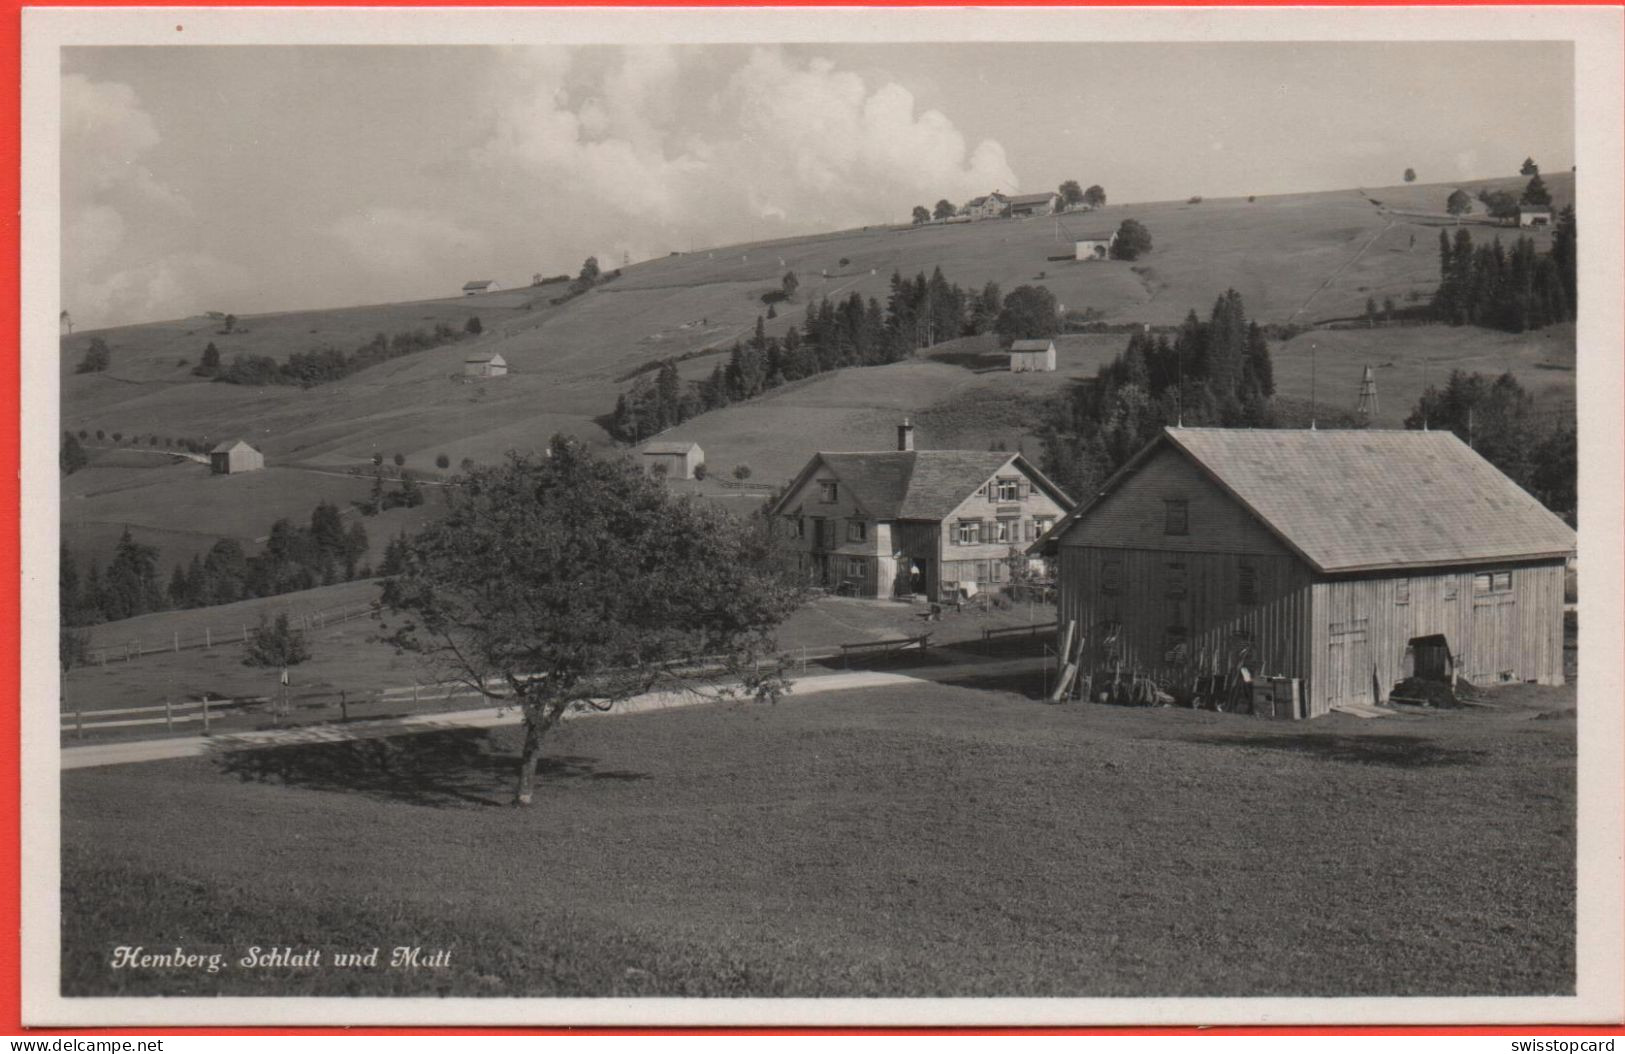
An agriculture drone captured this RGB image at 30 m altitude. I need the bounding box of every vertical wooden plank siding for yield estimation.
[1307,560,1567,713]
[1057,546,1313,686]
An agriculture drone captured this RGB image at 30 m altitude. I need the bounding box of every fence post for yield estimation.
[164,697,173,731]
[202,696,210,734]
[173,631,179,653]
[205,627,211,650]
[413,683,419,705]
[75,707,83,739]
[242,623,248,643]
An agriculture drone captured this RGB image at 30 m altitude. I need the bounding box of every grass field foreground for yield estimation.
[62,679,1575,998]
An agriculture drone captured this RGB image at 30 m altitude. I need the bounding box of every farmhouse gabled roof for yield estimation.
[462,279,495,291]
[1037,427,1575,573]
[1006,192,1057,206]
[642,441,701,456]
[209,438,257,454]
[771,450,1073,522]
[1010,339,1055,352]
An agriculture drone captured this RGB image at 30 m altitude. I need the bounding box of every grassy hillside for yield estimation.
[60,172,1575,565]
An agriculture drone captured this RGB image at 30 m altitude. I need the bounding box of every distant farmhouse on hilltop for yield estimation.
[461,279,501,296]
[1519,207,1553,229]
[771,420,1073,600]
[962,192,1010,220]
[1007,192,1059,217]
[209,439,264,475]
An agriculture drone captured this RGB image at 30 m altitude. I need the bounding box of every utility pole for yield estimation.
[1309,342,1318,430]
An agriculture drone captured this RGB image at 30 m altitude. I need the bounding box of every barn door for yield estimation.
[1469,589,1518,683]
[1326,618,1372,705]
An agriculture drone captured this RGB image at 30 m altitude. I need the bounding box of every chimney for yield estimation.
[897,417,915,452]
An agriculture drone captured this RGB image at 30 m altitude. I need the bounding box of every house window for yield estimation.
[1396,577,1410,605]
[994,518,1017,544]
[956,520,982,545]
[996,478,1021,502]
[1238,564,1258,606]
[846,558,866,579]
[792,517,805,540]
[818,481,838,504]
[975,561,990,582]
[1164,499,1189,535]
[846,519,867,543]
[1474,572,1513,595]
[1035,516,1054,538]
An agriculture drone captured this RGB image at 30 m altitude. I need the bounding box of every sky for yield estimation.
[61,41,1574,329]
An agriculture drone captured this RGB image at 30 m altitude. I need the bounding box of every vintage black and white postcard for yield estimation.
[19,4,1625,1028]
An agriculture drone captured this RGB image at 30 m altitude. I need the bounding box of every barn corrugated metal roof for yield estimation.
[1160,428,1575,572]
[642,441,701,455]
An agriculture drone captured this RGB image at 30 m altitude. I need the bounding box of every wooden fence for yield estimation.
[79,601,376,667]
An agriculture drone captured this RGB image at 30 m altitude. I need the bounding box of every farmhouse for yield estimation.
[1007,192,1059,217]
[641,440,704,480]
[1075,231,1118,260]
[1035,427,1574,716]
[462,279,501,296]
[771,420,1073,600]
[1519,208,1554,228]
[464,352,508,379]
[962,192,1010,220]
[208,439,264,475]
[1009,339,1057,372]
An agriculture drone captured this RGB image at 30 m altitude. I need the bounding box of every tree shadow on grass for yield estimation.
[1198,732,1489,769]
[215,729,649,808]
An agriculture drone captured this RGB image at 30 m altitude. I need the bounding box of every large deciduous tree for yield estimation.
[1057,181,1084,209]
[1110,219,1153,260]
[1083,184,1107,208]
[382,438,803,805]
[994,285,1060,346]
[933,199,957,221]
[1446,188,1474,220]
[911,205,931,225]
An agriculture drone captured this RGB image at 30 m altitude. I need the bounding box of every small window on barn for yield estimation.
[956,520,981,546]
[845,558,865,579]
[818,481,838,504]
[1443,580,1459,602]
[1238,564,1258,606]
[1473,572,1493,594]
[1162,626,1189,664]
[1164,561,1188,599]
[1164,499,1189,535]
[996,478,1021,502]
[846,519,867,543]
[1396,577,1410,605]
[1492,571,1512,593]
[1102,559,1123,595]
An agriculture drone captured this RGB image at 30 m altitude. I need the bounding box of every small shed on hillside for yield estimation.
[464,352,508,379]
[462,279,501,296]
[1035,427,1575,717]
[641,441,704,480]
[209,439,264,475]
[1009,339,1057,372]
[1075,231,1118,260]
[1519,208,1554,228]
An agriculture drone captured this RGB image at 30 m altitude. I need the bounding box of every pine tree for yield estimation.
[60,432,88,475]
[344,520,369,580]
[104,526,164,620]
[1520,173,1552,206]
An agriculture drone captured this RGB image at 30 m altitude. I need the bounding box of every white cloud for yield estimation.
[331,207,491,274]
[70,251,250,327]
[469,45,1018,254]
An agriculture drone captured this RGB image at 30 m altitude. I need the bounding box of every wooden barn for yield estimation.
[641,441,704,480]
[1035,427,1574,716]
[1007,192,1059,217]
[208,439,264,475]
[462,279,501,296]
[1009,339,1057,372]
[771,420,1073,600]
[1075,231,1117,260]
[464,352,508,378]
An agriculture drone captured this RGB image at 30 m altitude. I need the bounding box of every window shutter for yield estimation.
[1018,478,1031,500]
[986,481,996,502]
